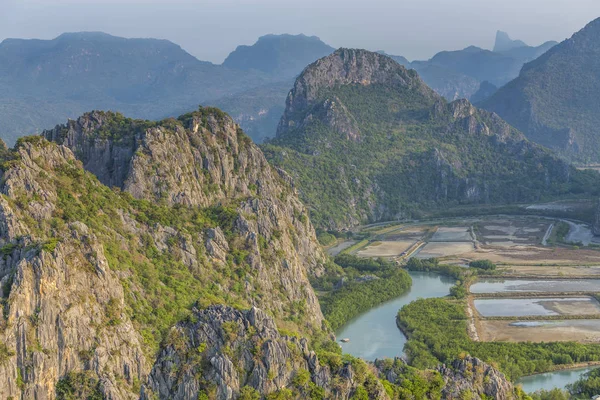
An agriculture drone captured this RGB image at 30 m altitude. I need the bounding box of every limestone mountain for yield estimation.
[481,17,600,162]
[0,106,524,399]
[263,49,599,230]
[0,108,330,398]
[223,34,335,78]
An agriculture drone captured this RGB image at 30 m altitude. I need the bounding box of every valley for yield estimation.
[2,8,600,398]
[327,207,600,394]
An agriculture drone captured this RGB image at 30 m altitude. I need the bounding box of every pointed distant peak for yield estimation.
[494,30,528,52]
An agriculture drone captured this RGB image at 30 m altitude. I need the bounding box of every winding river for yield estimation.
[336,271,455,360]
[335,270,597,392]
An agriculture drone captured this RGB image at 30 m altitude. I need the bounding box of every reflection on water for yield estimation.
[474,297,600,317]
[335,272,455,360]
[470,279,600,294]
[517,367,597,393]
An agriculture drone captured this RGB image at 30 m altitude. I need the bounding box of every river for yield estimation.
[335,270,597,392]
[336,271,455,360]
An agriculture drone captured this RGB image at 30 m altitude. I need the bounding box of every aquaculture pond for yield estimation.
[470,279,600,294]
[473,297,600,317]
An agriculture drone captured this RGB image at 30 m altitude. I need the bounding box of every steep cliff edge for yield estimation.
[264,49,589,230]
[0,108,328,398]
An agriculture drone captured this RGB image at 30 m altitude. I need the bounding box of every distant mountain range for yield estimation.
[262,49,597,229]
[482,18,600,163]
[0,32,334,145]
[0,29,559,147]
[383,32,557,101]
[223,34,335,77]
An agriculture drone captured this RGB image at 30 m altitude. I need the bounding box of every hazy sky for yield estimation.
[1,0,598,63]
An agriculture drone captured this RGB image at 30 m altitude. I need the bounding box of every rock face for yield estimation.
[0,108,328,399]
[265,49,583,230]
[143,305,383,400]
[438,356,518,399]
[0,141,147,399]
[482,17,600,161]
[277,48,436,137]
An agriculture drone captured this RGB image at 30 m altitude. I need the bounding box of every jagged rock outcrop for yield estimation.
[0,141,147,399]
[277,48,436,138]
[438,356,518,399]
[0,108,329,399]
[143,305,388,400]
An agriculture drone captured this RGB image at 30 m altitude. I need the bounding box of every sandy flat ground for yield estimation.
[497,265,600,277]
[357,241,414,257]
[384,227,428,241]
[416,242,474,258]
[544,298,600,315]
[478,319,600,343]
[430,227,472,242]
[327,240,357,256]
[452,245,600,265]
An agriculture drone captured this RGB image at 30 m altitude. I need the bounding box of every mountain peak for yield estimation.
[288,48,430,98]
[222,33,334,76]
[275,48,439,141]
[493,30,528,52]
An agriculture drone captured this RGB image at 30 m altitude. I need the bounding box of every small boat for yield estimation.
[341,338,350,343]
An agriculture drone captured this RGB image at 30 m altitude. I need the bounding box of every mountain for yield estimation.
[263,49,598,229]
[0,32,279,145]
[481,18,600,162]
[211,81,292,143]
[493,30,527,52]
[380,33,556,101]
[222,34,335,78]
[0,106,523,399]
[377,51,411,67]
[0,108,331,398]
[470,80,498,103]
[0,32,336,146]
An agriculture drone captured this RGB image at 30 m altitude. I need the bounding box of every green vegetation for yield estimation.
[314,255,411,330]
[398,298,600,380]
[528,389,569,400]
[0,136,312,357]
[566,367,600,398]
[263,51,600,229]
[482,18,600,163]
[55,371,103,400]
[468,259,496,270]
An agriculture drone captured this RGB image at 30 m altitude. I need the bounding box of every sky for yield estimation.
[0,0,598,63]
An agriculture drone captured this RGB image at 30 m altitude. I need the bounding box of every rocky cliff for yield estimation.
[0,107,332,399]
[437,356,518,399]
[143,305,387,399]
[264,49,586,230]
